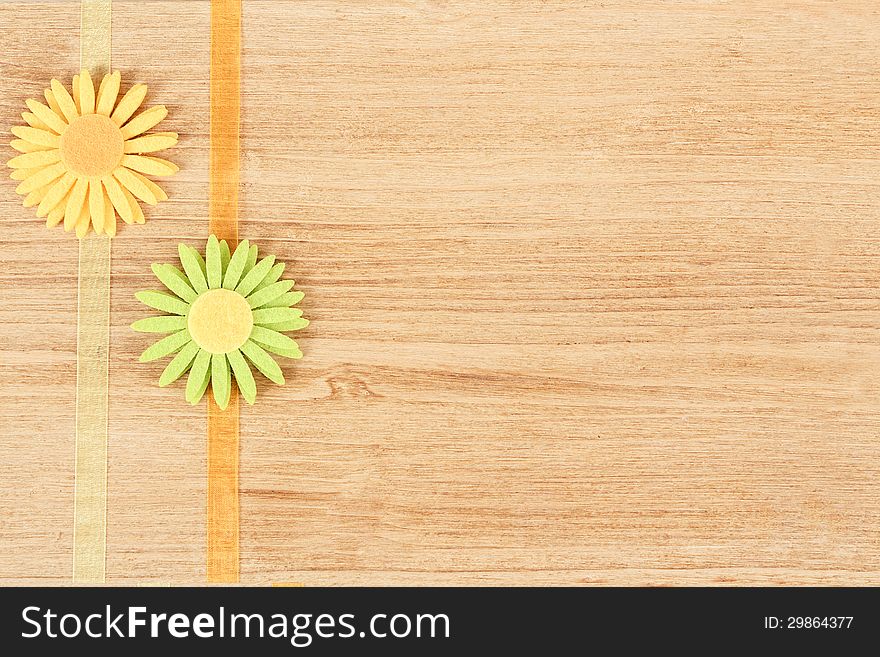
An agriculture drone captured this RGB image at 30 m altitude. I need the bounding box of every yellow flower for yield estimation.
[7,70,178,237]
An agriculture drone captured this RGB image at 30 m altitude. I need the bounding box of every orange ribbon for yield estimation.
[207,0,241,583]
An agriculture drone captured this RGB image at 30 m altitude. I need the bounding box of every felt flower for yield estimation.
[7,70,178,237]
[133,236,308,409]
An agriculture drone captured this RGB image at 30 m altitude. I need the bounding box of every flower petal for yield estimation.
[257,290,305,309]
[10,125,60,148]
[245,244,258,273]
[259,318,309,332]
[159,340,200,387]
[113,167,157,205]
[10,139,49,154]
[78,69,95,115]
[120,105,167,139]
[102,174,135,224]
[137,173,168,201]
[206,235,223,288]
[178,244,209,293]
[211,353,231,410]
[103,197,116,237]
[10,166,42,180]
[74,201,91,238]
[222,239,251,290]
[88,180,106,234]
[135,290,190,315]
[252,307,304,326]
[131,315,188,333]
[16,162,65,195]
[139,330,191,362]
[121,185,145,224]
[246,279,294,309]
[151,263,198,303]
[239,339,285,385]
[250,262,285,294]
[234,255,275,297]
[226,349,257,404]
[23,184,51,208]
[124,132,178,154]
[25,99,67,134]
[249,326,304,359]
[186,349,212,404]
[120,154,178,176]
[111,84,147,126]
[227,349,257,405]
[64,177,89,231]
[44,88,63,118]
[22,110,51,131]
[8,149,61,169]
[220,240,231,274]
[96,71,121,116]
[71,74,81,113]
[46,200,66,228]
[50,79,79,122]
[36,172,75,217]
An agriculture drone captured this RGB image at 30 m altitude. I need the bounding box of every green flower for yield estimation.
[133,235,308,408]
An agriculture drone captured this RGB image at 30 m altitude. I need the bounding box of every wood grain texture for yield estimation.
[1,0,879,586]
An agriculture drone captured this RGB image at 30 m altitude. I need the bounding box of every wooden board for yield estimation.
[1,0,879,585]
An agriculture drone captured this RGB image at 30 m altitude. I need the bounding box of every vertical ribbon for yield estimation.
[207,0,241,583]
[73,0,111,584]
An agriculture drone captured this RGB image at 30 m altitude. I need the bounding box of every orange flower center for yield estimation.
[60,114,124,178]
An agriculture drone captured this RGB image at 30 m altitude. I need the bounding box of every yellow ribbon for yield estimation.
[207,0,242,584]
[73,0,112,584]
